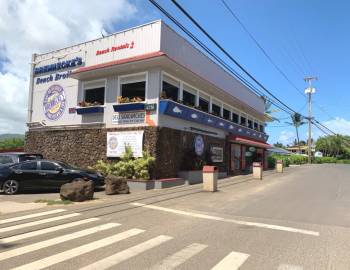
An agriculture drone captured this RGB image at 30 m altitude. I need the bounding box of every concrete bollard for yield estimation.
[253,162,263,180]
[202,166,218,192]
[276,160,284,173]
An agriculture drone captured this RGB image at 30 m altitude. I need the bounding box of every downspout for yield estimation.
[27,53,36,124]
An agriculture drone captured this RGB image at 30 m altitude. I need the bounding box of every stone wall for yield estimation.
[25,126,228,179]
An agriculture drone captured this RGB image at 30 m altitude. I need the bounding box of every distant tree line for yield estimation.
[315,135,350,158]
[0,138,24,150]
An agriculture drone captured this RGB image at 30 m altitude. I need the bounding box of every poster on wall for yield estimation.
[211,146,223,162]
[107,131,144,157]
[194,135,204,156]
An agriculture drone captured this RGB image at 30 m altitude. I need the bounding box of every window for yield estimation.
[240,116,246,126]
[248,119,253,129]
[182,86,196,107]
[254,122,258,130]
[162,75,179,101]
[198,96,209,112]
[259,124,265,133]
[41,161,59,171]
[223,108,230,120]
[20,162,37,170]
[83,80,105,105]
[232,112,239,124]
[0,155,13,164]
[211,103,221,116]
[120,73,146,102]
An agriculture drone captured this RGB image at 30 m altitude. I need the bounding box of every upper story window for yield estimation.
[232,111,239,124]
[83,80,105,105]
[259,124,265,133]
[162,74,179,101]
[248,119,253,129]
[120,73,146,102]
[254,122,259,131]
[240,116,247,126]
[223,107,230,120]
[211,99,221,117]
[182,85,196,107]
[198,93,209,112]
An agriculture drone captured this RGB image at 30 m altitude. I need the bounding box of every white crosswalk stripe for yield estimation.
[0,212,80,233]
[0,218,99,244]
[10,228,145,270]
[211,251,250,270]
[0,209,66,225]
[278,264,303,270]
[79,235,173,270]
[0,222,120,261]
[150,243,208,270]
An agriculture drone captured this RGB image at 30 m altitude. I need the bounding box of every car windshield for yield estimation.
[56,161,78,170]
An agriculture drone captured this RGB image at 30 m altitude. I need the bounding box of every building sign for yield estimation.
[36,71,72,85]
[43,84,66,121]
[145,103,157,111]
[107,131,144,157]
[34,57,83,75]
[112,111,145,125]
[96,41,135,56]
[194,135,204,156]
[211,146,223,162]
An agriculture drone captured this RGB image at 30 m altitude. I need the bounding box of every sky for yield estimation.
[0,0,349,145]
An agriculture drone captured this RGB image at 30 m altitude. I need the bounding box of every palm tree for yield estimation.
[286,113,307,154]
[263,98,280,122]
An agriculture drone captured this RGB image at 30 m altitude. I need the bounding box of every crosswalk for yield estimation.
[0,209,304,270]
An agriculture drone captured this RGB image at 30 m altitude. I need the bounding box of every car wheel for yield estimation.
[3,179,20,195]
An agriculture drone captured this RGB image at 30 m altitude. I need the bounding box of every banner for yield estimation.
[112,111,145,125]
[107,131,144,157]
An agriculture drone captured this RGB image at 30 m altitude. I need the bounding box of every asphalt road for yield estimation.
[1,164,350,269]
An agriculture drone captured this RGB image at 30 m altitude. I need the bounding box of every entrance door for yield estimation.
[230,144,241,171]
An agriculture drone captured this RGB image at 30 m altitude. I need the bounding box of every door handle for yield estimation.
[39,172,47,176]
[14,171,23,174]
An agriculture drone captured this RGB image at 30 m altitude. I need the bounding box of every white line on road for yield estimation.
[278,264,303,270]
[0,218,99,244]
[150,243,207,270]
[131,203,320,236]
[0,213,81,233]
[79,235,173,270]
[0,222,120,261]
[211,251,250,270]
[0,209,66,225]
[10,228,145,270]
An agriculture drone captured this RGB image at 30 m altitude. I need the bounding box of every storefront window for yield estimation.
[183,89,196,107]
[198,97,209,112]
[232,112,239,124]
[223,108,230,120]
[162,75,179,101]
[120,73,146,102]
[211,103,221,116]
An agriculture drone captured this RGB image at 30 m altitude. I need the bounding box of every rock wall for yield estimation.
[25,126,228,179]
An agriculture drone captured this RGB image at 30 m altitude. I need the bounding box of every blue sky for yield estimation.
[1,0,348,144]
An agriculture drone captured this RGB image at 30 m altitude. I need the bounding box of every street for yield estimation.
[1,164,350,269]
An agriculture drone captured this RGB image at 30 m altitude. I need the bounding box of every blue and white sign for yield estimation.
[43,85,66,121]
[34,57,83,75]
[194,135,204,156]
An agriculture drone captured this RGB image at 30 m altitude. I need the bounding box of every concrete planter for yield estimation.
[127,178,185,191]
[179,170,228,185]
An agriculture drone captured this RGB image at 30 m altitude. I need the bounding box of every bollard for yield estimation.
[253,162,263,180]
[276,160,284,173]
[202,166,218,192]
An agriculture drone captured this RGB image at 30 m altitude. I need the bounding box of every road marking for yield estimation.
[0,218,99,244]
[150,243,207,270]
[0,213,81,233]
[0,209,66,225]
[79,235,173,270]
[11,228,144,270]
[0,222,120,261]
[278,264,303,270]
[211,251,250,270]
[131,203,320,236]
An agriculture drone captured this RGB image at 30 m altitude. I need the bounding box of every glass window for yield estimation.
[20,162,37,170]
[254,122,258,130]
[211,103,221,116]
[41,161,59,171]
[259,124,265,132]
[248,119,253,129]
[0,156,13,164]
[223,108,230,120]
[84,87,105,105]
[232,112,239,124]
[198,97,209,112]
[183,90,196,107]
[121,82,146,101]
[162,81,179,101]
[240,116,246,126]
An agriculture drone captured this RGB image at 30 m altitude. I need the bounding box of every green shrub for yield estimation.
[336,159,350,164]
[315,157,338,163]
[289,155,308,165]
[268,154,291,168]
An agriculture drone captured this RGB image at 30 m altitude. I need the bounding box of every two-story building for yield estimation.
[25,20,270,179]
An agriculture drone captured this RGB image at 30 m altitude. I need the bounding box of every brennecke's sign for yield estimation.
[36,71,71,85]
[34,57,83,75]
[96,41,135,56]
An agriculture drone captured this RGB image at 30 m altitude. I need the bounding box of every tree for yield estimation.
[263,98,280,122]
[273,142,285,148]
[285,113,307,153]
[316,135,350,158]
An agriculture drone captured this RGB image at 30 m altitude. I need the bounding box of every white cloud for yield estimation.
[278,130,295,145]
[0,0,137,134]
[323,117,350,135]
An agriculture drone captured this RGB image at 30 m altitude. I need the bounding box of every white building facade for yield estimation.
[26,20,270,179]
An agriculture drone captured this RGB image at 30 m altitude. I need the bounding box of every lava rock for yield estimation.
[60,179,94,202]
[105,175,130,195]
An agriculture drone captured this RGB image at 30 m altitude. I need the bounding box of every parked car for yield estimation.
[0,160,105,195]
[0,152,43,166]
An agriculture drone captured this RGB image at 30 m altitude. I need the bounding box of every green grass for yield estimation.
[34,199,73,205]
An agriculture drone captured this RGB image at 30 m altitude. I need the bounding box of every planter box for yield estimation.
[179,170,228,185]
[76,106,104,115]
[127,178,185,191]
[127,180,155,191]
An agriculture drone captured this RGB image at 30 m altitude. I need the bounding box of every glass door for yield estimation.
[230,144,241,171]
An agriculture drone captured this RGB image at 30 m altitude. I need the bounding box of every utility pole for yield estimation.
[304,77,317,164]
